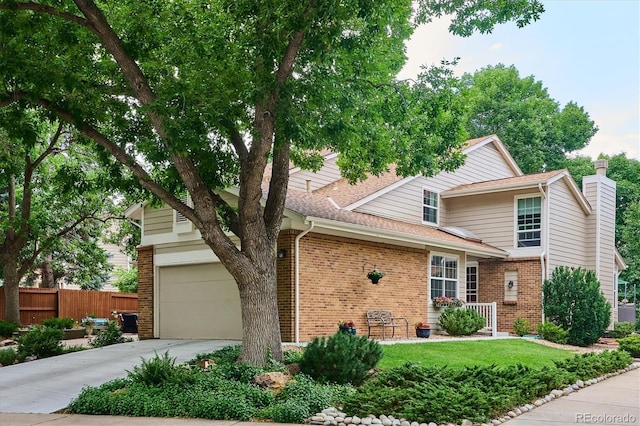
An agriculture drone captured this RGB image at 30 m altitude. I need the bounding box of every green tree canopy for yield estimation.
[0,0,544,364]
[460,64,597,174]
[0,107,115,322]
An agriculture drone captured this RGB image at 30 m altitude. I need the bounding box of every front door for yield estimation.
[466,263,478,303]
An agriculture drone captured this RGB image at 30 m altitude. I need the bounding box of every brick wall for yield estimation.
[478,257,542,333]
[295,232,429,341]
[136,245,154,339]
[277,231,296,342]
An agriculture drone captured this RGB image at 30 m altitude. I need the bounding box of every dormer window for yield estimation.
[422,189,438,225]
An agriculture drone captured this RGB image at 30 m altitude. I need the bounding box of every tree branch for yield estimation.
[0,90,26,107]
[0,2,97,34]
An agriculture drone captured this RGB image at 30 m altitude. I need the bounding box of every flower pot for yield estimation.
[416,328,431,338]
[370,277,380,284]
[339,326,356,335]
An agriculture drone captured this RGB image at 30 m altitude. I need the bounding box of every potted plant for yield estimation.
[81,317,95,336]
[414,322,431,338]
[433,296,464,308]
[366,269,385,284]
[338,320,356,335]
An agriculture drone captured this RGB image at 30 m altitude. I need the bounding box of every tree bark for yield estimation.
[1,255,21,324]
[236,255,283,364]
[40,255,56,288]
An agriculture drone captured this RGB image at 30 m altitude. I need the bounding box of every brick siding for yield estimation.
[478,257,543,334]
[136,245,154,339]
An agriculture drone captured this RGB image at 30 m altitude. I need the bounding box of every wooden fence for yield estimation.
[0,288,138,325]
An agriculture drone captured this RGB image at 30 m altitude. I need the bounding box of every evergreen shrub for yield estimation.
[617,334,640,358]
[299,332,382,386]
[543,267,611,346]
[17,325,64,358]
[89,321,132,348]
[536,322,569,344]
[438,307,485,336]
[513,317,532,336]
[43,317,76,329]
[0,320,19,338]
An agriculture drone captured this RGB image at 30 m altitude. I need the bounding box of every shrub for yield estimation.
[299,332,383,386]
[0,320,20,338]
[17,325,64,359]
[617,334,640,358]
[611,322,635,338]
[0,347,22,365]
[438,307,486,336]
[537,322,569,344]
[42,317,76,330]
[114,267,138,293]
[127,351,196,387]
[513,317,532,336]
[543,266,611,346]
[89,321,132,348]
[553,350,632,379]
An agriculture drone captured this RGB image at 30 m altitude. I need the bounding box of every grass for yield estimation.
[378,338,574,369]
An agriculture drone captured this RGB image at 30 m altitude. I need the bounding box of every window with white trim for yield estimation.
[422,189,438,224]
[516,196,541,247]
[466,264,478,303]
[430,254,458,299]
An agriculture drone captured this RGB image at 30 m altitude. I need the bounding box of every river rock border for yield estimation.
[307,362,640,426]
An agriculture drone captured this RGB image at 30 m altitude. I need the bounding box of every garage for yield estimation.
[157,263,242,339]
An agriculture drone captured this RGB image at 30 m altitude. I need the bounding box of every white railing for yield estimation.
[465,302,497,337]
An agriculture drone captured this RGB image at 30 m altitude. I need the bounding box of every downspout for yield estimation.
[294,221,315,344]
[538,183,548,324]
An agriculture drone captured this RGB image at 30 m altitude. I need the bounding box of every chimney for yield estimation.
[594,159,608,176]
[306,179,312,193]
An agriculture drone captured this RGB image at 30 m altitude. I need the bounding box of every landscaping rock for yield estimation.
[361,417,372,425]
[352,416,362,425]
[533,399,544,407]
[461,421,473,426]
[252,371,291,392]
[576,379,584,388]
[571,384,579,390]
[0,339,17,347]
[507,411,517,418]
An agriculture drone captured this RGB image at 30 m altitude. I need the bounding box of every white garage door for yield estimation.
[158,263,242,339]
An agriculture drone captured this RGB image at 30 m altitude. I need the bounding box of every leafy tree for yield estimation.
[460,64,597,173]
[113,266,138,293]
[0,108,112,323]
[0,0,544,364]
[542,266,611,346]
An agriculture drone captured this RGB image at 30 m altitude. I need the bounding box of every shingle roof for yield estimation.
[283,188,506,255]
[311,164,405,207]
[443,169,567,195]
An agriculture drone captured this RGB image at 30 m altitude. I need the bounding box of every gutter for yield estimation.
[294,221,314,343]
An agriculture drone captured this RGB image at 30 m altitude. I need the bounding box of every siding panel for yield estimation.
[548,180,588,270]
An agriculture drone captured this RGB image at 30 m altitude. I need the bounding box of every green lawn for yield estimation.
[378,338,574,369]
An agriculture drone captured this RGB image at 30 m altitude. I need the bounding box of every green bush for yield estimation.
[42,317,76,330]
[536,322,569,344]
[513,317,532,336]
[114,266,138,293]
[299,332,383,386]
[257,375,351,423]
[543,266,611,346]
[0,320,20,338]
[0,347,22,365]
[617,334,640,358]
[17,325,64,359]
[611,322,635,338]
[438,307,486,336]
[127,351,197,387]
[342,351,632,424]
[89,321,132,348]
[553,350,632,379]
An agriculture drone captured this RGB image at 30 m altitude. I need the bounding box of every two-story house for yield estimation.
[127,135,626,342]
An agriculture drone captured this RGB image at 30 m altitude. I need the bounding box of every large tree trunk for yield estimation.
[40,255,56,288]
[237,268,283,364]
[1,256,21,324]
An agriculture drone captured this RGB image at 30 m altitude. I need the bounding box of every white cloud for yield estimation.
[489,43,503,51]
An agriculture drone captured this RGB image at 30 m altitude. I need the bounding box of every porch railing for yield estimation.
[465,302,497,337]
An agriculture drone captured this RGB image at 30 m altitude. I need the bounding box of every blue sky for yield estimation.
[398,0,640,160]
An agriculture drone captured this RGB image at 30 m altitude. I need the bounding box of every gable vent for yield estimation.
[176,195,189,223]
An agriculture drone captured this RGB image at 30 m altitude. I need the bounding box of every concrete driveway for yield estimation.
[0,339,239,414]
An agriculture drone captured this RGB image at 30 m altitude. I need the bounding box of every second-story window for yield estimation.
[516,196,541,247]
[423,189,438,224]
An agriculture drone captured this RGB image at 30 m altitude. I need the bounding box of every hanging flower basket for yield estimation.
[367,269,385,284]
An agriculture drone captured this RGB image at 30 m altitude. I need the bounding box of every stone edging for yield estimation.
[307,362,640,426]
